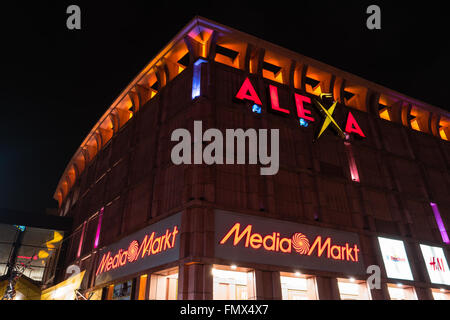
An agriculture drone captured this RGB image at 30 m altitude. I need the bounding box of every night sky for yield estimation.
[0,1,448,214]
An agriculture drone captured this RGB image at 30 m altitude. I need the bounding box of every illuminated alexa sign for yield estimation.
[234,77,366,140]
[215,210,365,275]
[377,237,414,281]
[95,213,181,286]
[419,244,450,285]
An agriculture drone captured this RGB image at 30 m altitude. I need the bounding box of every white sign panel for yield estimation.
[378,237,413,281]
[419,244,450,285]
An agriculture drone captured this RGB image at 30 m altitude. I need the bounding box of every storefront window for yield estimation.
[112,280,133,300]
[212,265,256,300]
[431,288,450,300]
[280,272,317,300]
[337,278,371,300]
[387,283,417,300]
[149,267,178,300]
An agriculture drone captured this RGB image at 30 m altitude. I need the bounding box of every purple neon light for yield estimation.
[430,202,450,244]
[94,208,104,249]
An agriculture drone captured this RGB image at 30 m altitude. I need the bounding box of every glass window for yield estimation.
[112,280,133,300]
[387,283,417,300]
[280,272,317,300]
[431,288,450,300]
[337,278,371,300]
[149,267,178,300]
[212,265,255,300]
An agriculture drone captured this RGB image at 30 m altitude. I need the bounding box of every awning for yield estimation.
[40,271,86,300]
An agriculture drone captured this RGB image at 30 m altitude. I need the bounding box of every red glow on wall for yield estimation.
[219,223,359,262]
[344,141,360,182]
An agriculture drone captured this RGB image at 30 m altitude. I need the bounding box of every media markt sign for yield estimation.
[95,213,181,286]
[214,210,365,275]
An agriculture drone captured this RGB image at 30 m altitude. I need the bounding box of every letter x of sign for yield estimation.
[312,93,346,140]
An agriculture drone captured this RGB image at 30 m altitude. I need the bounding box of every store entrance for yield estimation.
[280,272,318,300]
[149,267,179,300]
[212,265,255,300]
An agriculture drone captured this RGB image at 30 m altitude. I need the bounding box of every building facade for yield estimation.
[49,17,450,300]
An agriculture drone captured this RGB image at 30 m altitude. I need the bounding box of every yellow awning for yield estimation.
[41,271,85,300]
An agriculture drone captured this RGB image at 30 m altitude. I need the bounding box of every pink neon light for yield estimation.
[77,221,87,258]
[344,141,360,182]
[430,202,450,244]
[94,208,104,249]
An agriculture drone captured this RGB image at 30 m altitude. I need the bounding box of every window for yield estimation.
[431,288,450,300]
[337,278,371,300]
[212,265,256,300]
[112,280,133,300]
[387,283,417,300]
[149,267,178,300]
[280,272,317,300]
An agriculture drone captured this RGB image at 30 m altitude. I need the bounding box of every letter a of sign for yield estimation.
[236,78,262,105]
[345,112,366,137]
[66,5,81,30]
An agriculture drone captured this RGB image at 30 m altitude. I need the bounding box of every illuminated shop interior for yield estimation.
[149,267,179,300]
[431,288,450,300]
[212,265,256,300]
[387,283,417,300]
[280,272,317,300]
[337,278,371,300]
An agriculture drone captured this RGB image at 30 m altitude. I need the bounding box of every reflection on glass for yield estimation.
[112,281,132,300]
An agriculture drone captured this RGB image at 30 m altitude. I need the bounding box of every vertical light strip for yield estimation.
[344,141,360,182]
[77,221,87,258]
[191,58,207,99]
[94,207,104,249]
[430,202,450,244]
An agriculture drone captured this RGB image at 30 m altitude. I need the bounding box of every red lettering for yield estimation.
[219,223,252,247]
[138,232,155,258]
[96,252,111,276]
[307,236,331,258]
[151,236,161,255]
[294,93,314,121]
[269,85,290,114]
[171,226,179,248]
[345,111,365,137]
[249,233,262,249]
[263,232,276,251]
[235,78,262,105]
[331,245,342,260]
[279,238,291,253]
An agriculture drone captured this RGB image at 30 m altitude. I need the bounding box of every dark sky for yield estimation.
[0,1,448,214]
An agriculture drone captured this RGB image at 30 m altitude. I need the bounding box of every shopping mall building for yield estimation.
[46,16,450,300]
